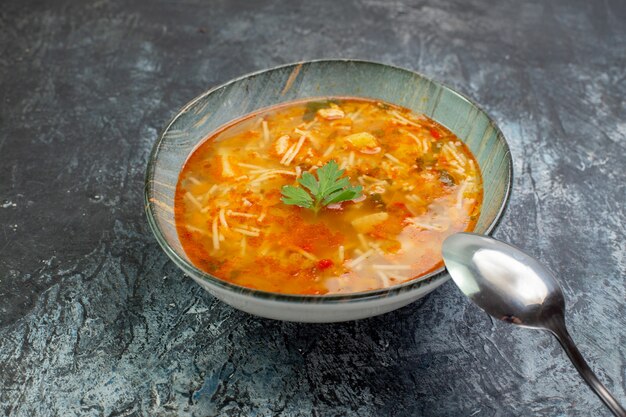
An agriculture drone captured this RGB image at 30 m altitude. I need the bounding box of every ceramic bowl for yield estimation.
[144,59,512,322]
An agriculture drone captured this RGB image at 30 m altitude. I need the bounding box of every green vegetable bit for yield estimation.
[281,160,363,213]
[302,100,338,121]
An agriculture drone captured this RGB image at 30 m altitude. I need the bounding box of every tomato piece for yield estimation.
[317,259,334,270]
[430,128,441,139]
[389,201,412,219]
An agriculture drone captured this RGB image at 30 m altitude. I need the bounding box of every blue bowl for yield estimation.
[145,59,512,322]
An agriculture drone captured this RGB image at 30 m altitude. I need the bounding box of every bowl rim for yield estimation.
[144,58,513,304]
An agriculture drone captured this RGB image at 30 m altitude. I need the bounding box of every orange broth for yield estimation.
[174,98,483,295]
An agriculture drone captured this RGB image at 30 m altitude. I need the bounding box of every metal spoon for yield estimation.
[441,232,626,417]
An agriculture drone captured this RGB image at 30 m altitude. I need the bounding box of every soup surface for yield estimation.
[174,98,483,295]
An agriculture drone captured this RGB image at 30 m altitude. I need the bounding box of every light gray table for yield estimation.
[1,0,624,415]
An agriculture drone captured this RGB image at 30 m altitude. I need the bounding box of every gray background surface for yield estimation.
[1,0,625,416]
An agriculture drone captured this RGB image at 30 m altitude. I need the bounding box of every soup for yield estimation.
[174,98,483,295]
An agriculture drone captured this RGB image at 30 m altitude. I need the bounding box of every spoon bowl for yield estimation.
[442,232,565,329]
[442,233,625,417]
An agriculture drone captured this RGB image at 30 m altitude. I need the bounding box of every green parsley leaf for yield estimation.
[323,186,362,205]
[280,185,314,208]
[298,171,319,196]
[280,161,363,213]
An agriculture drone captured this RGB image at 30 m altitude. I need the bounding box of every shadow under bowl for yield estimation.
[145,59,513,322]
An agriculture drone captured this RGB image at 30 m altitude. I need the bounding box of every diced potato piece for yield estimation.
[344,132,379,150]
[351,212,389,233]
[317,108,345,120]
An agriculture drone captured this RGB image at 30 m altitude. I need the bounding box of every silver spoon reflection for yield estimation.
[442,233,625,417]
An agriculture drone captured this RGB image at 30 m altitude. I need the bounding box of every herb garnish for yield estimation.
[281,161,363,213]
[302,100,338,121]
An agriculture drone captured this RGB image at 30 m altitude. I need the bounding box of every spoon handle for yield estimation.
[546,317,626,417]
